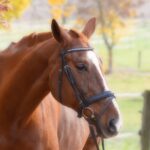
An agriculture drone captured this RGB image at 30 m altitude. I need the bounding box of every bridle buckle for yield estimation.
[82,107,95,120]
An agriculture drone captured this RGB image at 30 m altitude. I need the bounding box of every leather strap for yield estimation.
[86,91,115,106]
[89,125,100,150]
[58,47,115,150]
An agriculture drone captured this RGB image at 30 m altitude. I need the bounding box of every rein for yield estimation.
[58,47,115,150]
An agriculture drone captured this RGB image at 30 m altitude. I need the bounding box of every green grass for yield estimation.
[105,135,140,150]
[94,43,150,73]
[118,98,142,132]
[92,21,150,72]
[106,73,150,93]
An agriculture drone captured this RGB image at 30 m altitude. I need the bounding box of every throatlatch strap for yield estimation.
[89,125,100,150]
[89,125,105,150]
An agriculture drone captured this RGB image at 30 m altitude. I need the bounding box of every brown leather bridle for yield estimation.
[58,47,115,150]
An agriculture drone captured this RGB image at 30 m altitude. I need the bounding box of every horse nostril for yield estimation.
[108,118,118,134]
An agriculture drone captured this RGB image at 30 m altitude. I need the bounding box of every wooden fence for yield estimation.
[141,90,150,150]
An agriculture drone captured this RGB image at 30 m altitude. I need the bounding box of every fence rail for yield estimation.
[116,92,142,98]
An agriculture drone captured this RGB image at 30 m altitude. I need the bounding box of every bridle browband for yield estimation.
[58,47,115,150]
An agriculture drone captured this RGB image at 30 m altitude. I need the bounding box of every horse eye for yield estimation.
[76,63,87,71]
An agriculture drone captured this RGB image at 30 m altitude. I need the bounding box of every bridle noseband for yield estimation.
[58,47,115,150]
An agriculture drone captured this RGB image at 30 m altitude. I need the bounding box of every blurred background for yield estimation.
[0,0,150,149]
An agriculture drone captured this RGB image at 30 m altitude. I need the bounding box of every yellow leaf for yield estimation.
[48,0,67,5]
[50,7,62,20]
[63,5,75,17]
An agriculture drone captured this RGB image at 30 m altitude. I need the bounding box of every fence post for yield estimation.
[138,51,142,69]
[141,90,150,150]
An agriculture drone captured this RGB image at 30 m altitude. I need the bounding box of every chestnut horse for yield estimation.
[4,30,100,150]
[0,18,121,150]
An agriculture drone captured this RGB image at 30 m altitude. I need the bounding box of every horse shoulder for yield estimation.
[58,105,89,150]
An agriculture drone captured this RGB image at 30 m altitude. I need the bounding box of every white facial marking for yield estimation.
[87,51,122,131]
[112,98,122,130]
[86,51,108,90]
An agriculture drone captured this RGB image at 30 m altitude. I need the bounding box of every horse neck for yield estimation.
[0,38,60,128]
[4,32,52,53]
[0,32,53,84]
[16,32,53,49]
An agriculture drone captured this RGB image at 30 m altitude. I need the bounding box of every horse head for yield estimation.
[49,18,121,138]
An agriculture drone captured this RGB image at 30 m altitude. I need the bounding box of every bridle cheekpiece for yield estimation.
[58,47,115,117]
[58,47,115,150]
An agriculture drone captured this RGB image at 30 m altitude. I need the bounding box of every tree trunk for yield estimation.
[141,90,150,150]
[96,0,114,74]
[107,48,113,74]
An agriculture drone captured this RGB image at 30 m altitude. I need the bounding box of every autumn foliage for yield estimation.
[0,0,9,28]
[48,0,75,22]
[48,0,66,5]
[96,0,136,73]
[0,0,30,29]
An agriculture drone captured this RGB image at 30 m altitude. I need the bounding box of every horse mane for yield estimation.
[3,32,53,53]
[3,28,83,54]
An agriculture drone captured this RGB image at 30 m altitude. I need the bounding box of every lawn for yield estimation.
[118,98,142,133]
[92,20,150,72]
[106,73,150,93]
[105,135,140,150]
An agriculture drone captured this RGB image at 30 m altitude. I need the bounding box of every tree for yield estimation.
[0,0,31,29]
[75,0,141,73]
[48,0,75,23]
[96,0,137,73]
[0,0,9,28]
[73,0,98,27]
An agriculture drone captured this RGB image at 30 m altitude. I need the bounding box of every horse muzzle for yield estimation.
[83,97,121,138]
[96,98,122,138]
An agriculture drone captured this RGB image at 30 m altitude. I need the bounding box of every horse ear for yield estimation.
[51,19,70,43]
[51,19,62,42]
[82,17,96,39]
